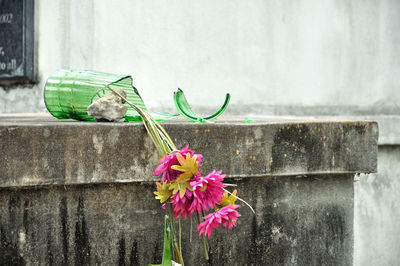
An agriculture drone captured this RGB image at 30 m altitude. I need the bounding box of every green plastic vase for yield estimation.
[44,69,150,122]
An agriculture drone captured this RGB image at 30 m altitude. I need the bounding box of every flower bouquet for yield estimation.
[105,89,252,266]
[44,69,250,265]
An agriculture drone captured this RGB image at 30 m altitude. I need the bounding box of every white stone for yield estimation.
[87,90,128,122]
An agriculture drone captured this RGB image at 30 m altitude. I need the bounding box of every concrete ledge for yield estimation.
[238,114,396,146]
[0,114,378,188]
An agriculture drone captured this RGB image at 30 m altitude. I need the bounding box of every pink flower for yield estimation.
[169,174,202,219]
[190,171,227,213]
[153,146,202,183]
[170,190,193,219]
[197,205,241,238]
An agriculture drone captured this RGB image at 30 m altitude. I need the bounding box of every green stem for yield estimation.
[190,217,193,243]
[197,213,209,260]
[107,87,176,156]
[168,207,177,260]
[178,218,184,266]
[169,206,185,265]
[201,210,209,250]
[174,242,184,265]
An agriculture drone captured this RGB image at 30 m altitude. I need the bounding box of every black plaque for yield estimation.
[0,0,34,83]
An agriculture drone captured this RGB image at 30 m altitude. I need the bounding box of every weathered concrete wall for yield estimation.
[0,175,354,266]
[1,0,399,115]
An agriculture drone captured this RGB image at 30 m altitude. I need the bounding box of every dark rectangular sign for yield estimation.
[0,0,34,83]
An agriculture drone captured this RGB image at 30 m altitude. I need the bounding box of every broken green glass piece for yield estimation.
[44,69,178,122]
[44,69,149,121]
[173,88,230,122]
[244,117,254,123]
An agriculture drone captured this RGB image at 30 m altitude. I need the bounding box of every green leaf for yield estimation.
[152,112,180,122]
[148,215,172,266]
[162,215,173,266]
[173,88,230,122]
[124,112,179,122]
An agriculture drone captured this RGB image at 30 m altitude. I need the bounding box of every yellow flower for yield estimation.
[171,153,199,181]
[154,181,172,203]
[216,189,238,209]
[169,180,193,198]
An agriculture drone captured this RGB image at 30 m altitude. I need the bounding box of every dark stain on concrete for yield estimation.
[60,197,69,265]
[321,205,346,265]
[248,215,260,265]
[206,247,214,266]
[350,124,367,136]
[74,197,91,265]
[8,195,20,234]
[129,240,139,266]
[152,240,161,266]
[46,226,54,266]
[118,235,126,266]
[0,226,25,266]
[261,202,285,265]
[326,206,345,245]
[271,124,323,172]
[22,200,29,235]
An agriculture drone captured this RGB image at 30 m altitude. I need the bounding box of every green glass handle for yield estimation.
[173,88,230,122]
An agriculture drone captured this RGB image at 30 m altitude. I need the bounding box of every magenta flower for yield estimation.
[197,205,241,238]
[190,170,227,213]
[169,173,202,219]
[170,190,194,219]
[153,146,202,183]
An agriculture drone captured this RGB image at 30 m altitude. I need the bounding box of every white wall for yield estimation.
[1,0,399,114]
[355,147,400,266]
